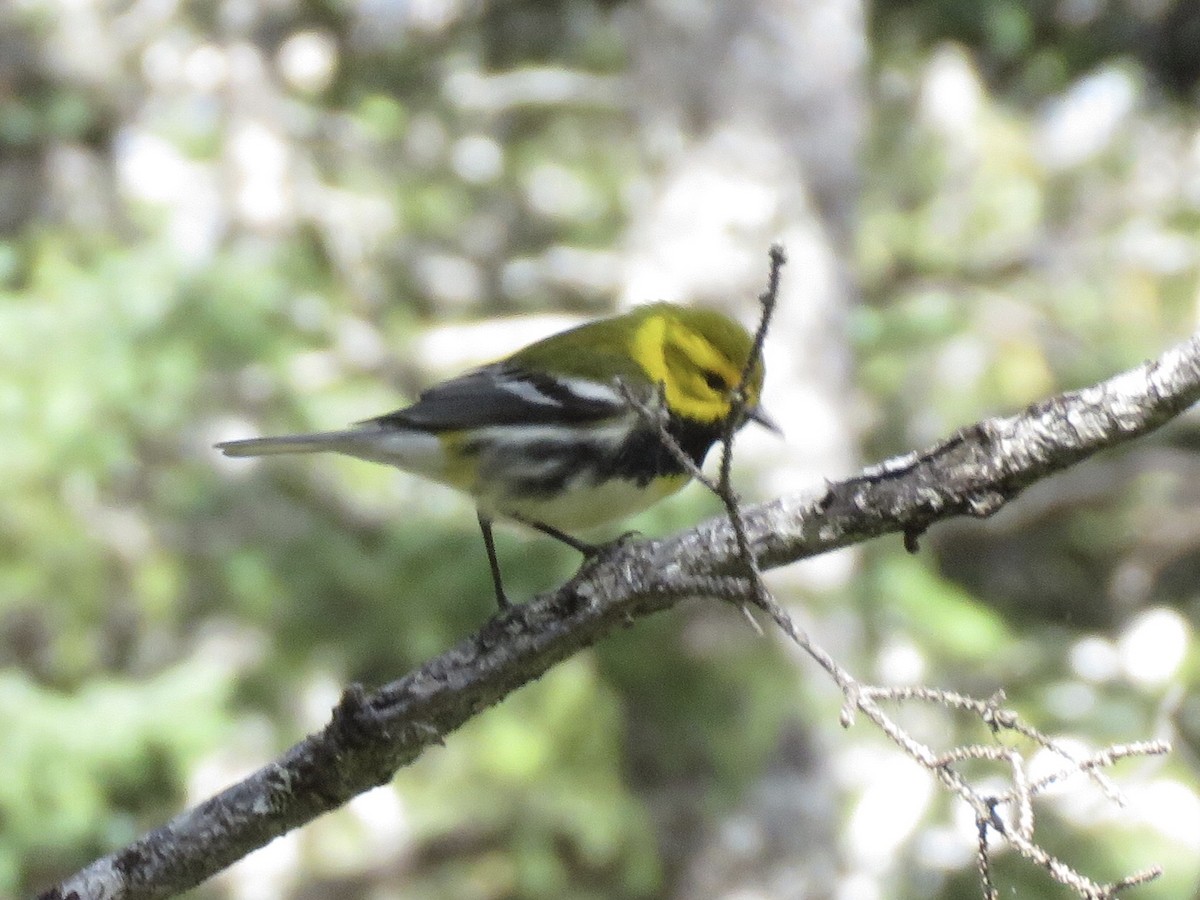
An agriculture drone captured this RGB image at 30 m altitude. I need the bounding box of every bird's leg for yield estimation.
[522,519,640,559]
[500,518,641,599]
[523,519,602,556]
[477,512,510,610]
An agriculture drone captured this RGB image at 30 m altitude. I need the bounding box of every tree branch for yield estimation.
[42,321,1200,899]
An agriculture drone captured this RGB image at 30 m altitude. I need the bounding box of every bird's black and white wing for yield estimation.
[367,364,626,431]
[215,364,629,480]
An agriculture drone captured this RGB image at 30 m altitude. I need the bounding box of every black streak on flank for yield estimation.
[499,416,724,498]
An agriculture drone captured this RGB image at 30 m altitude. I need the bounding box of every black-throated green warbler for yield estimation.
[217,302,776,608]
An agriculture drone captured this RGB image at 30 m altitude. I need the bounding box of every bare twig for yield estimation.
[978,817,998,900]
[715,243,784,614]
[617,248,1173,900]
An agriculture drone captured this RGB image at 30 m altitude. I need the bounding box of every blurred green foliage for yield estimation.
[3,0,1200,898]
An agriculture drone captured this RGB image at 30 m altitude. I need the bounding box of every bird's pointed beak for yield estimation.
[748,405,783,435]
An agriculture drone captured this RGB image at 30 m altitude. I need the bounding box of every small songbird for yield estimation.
[216,302,776,608]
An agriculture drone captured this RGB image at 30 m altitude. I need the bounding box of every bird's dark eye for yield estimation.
[702,370,725,392]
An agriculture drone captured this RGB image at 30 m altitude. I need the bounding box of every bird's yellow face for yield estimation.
[629,307,764,425]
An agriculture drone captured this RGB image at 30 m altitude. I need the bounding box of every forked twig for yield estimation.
[619,245,1170,900]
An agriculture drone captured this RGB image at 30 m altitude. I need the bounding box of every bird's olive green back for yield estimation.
[509,303,762,399]
[509,303,763,425]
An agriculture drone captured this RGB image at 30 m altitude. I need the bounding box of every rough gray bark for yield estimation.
[40,330,1200,900]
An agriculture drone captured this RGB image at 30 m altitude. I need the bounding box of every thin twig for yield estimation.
[978,817,998,900]
[618,245,1170,900]
[714,243,785,614]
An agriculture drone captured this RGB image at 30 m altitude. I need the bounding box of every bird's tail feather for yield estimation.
[216,430,366,458]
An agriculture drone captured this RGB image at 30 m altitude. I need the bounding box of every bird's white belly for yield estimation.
[480,472,689,532]
[347,419,693,533]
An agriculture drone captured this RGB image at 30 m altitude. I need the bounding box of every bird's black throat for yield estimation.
[596,414,726,487]
[489,415,730,499]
